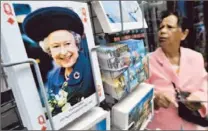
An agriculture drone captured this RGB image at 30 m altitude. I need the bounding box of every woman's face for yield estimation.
[158,15,183,50]
[47,30,79,68]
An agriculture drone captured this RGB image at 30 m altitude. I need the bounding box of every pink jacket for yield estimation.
[146,47,208,130]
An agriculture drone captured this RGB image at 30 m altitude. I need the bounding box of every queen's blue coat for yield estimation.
[47,52,95,106]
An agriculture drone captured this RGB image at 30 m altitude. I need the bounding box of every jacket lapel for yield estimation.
[178,47,190,87]
[154,48,180,86]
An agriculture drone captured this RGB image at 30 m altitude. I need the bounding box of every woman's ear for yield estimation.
[181,29,189,41]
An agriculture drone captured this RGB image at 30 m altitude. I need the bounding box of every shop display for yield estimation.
[2,0,208,130]
[119,39,146,66]
[97,39,149,100]
[97,44,129,70]
[62,107,110,130]
[112,83,154,130]
[194,23,206,58]
[107,29,145,43]
[96,43,129,100]
[193,1,207,68]
[92,1,148,33]
[102,75,127,100]
[1,1,104,130]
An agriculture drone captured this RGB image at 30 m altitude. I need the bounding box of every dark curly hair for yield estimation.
[159,10,191,31]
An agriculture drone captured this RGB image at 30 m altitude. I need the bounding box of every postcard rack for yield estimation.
[1,58,102,130]
[88,1,151,130]
[88,0,149,49]
[1,0,149,130]
[1,59,55,130]
[88,0,149,94]
[1,59,25,130]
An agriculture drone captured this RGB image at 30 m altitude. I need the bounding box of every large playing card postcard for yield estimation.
[1,1,104,130]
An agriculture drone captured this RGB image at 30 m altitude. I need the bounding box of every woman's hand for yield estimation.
[154,92,178,110]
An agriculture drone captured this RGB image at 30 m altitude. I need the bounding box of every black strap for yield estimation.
[172,82,180,100]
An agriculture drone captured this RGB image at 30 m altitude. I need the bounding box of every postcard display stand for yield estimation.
[91,1,154,130]
[62,107,110,130]
[1,1,153,130]
[1,1,106,130]
[91,1,148,34]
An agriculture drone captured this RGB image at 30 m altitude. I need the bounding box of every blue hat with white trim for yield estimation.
[22,7,84,42]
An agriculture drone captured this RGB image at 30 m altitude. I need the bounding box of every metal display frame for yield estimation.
[1,59,55,130]
[1,58,103,130]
